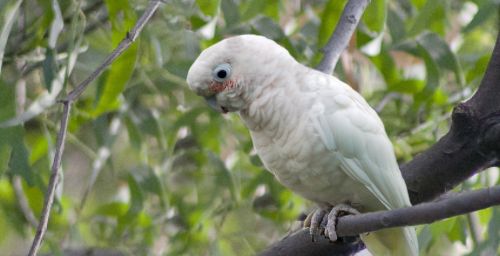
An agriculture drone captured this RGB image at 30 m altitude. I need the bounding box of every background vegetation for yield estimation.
[0,0,499,255]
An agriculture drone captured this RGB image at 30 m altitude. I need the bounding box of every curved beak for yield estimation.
[204,95,228,114]
[204,95,218,110]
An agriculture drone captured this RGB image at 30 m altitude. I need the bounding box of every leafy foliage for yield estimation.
[0,0,498,255]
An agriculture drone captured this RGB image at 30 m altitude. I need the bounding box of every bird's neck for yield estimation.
[239,88,286,133]
[238,66,305,134]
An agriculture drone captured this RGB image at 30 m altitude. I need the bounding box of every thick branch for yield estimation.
[336,186,500,236]
[316,0,370,74]
[27,1,163,255]
[401,31,500,204]
[260,186,500,255]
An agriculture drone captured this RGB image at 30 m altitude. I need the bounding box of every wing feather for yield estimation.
[311,90,411,210]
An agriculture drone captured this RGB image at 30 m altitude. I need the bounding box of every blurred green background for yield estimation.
[0,0,499,255]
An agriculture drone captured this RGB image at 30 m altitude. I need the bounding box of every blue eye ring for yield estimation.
[212,63,232,82]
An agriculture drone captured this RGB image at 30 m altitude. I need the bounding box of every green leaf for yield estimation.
[125,173,144,219]
[251,16,284,40]
[370,47,399,85]
[94,202,129,217]
[0,27,80,127]
[416,43,440,100]
[416,32,464,86]
[0,179,29,237]
[29,135,49,165]
[393,32,464,100]
[196,0,220,16]
[134,166,166,209]
[407,1,446,36]
[0,145,10,176]
[42,48,57,92]
[387,7,406,43]
[249,154,263,167]
[318,0,346,47]
[6,127,34,186]
[41,0,63,92]
[221,0,240,27]
[241,0,277,21]
[208,152,237,202]
[143,169,165,207]
[93,0,138,116]
[0,0,22,75]
[466,54,490,84]
[429,216,456,238]
[124,114,142,150]
[390,79,425,94]
[463,1,497,33]
[486,208,500,252]
[362,0,387,36]
[0,80,15,122]
[417,226,433,252]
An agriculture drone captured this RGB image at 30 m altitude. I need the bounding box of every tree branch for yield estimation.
[260,186,500,255]
[337,186,500,236]
[401,30,500,204]
[28,102,71,256]
[316,0,370,74]
[27,1,163,255]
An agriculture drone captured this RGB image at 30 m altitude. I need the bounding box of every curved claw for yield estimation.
[306,208,328,242]
[325,203,360,242]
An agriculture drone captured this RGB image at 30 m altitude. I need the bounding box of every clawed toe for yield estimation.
[305,204,360,243]
[325,203,361,242]
[304,208,328,242]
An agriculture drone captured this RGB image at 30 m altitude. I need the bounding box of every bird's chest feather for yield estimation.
[249,115,370,206]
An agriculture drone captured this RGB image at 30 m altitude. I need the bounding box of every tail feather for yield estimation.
[361,226,418,256]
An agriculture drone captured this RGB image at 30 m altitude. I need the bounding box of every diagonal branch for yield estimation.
[259,186,500,256]
[27,1,163,255]
[401,30,500,204]
[316,0,370,74]
[67,0,162,101]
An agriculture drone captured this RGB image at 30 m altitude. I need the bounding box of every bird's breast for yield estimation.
[249,114,373,207]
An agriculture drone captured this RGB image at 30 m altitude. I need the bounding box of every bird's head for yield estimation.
[186,34,296,114]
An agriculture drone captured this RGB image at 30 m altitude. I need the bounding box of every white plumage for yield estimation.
[187,34,418,256]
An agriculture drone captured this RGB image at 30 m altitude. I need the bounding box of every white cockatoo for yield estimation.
[186,34,418,256]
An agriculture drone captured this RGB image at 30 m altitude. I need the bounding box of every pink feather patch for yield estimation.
[209,80,236,93]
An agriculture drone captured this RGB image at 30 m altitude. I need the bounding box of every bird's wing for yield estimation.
[309,82,411,210]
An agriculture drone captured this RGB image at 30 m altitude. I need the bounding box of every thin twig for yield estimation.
[67,0,162,101]
[316,0,370,75]
[28,102,71,256]
[27,1,163,255]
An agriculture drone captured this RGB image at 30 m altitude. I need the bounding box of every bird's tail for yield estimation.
[361,226,418,256]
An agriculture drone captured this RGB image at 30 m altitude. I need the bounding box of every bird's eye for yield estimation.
[212,63,231,82]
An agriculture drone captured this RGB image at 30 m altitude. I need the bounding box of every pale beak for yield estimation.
[204,95,228,114]
[205,95,218,110]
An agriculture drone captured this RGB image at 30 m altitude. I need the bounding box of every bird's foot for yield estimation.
[303,208,328,242]
[324,203,360,242]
